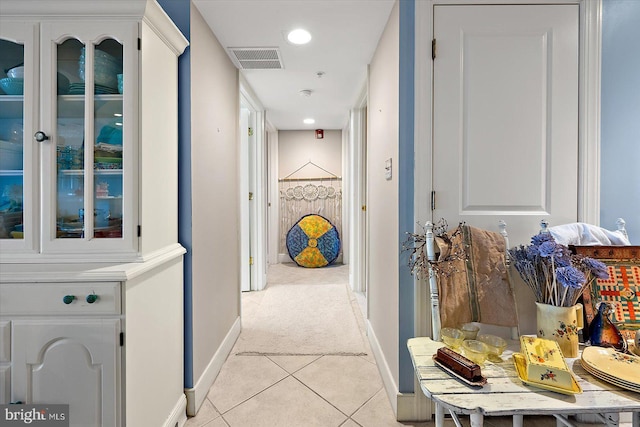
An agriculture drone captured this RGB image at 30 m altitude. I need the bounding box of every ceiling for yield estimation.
[192,0,395,130]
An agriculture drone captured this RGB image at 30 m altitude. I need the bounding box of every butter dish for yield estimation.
[519,336,578,392]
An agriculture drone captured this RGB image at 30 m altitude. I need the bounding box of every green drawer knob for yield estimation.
[63,295,76,304]
[86,294,99,304]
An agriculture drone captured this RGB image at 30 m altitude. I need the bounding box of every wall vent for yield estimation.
[227,47,284,70]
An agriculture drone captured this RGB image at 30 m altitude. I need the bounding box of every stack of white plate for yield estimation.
[580,346,640,392]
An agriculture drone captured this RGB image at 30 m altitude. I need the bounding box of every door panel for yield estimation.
[432,4,579,334]
[432,4,579,246]
[12,319,120,426]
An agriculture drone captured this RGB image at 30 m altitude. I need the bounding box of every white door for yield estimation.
[432,4,579,332]
[12,319,121,426]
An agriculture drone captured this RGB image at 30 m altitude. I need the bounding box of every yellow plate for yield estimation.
[581,346,640,384]
[513,353,582,395]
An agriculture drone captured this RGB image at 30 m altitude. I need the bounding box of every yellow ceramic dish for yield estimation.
[581,346,640,385]
[520,336,575,390]
[513,353,582,395]
[581,358,640,393]
[10,231,23,239]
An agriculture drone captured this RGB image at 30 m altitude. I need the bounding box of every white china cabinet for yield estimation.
[0,1,186,263]
[0,2,188,427]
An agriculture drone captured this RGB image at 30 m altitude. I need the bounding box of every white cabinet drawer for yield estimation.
[0,283,121,315]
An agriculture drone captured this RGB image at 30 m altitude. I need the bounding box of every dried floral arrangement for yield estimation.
[402,219,467,279]
[508,233,609,307]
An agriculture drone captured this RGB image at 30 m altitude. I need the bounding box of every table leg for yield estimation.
[435,403,444,427]
[512,414,523,427]
[555,414,577,427]
[602,412,619,427]
[470,413,484,427]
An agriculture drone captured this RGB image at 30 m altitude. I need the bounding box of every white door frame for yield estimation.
[348,84,368,296]
[239,107,251,292]
[240,76,267,291]
[266,121,279,266]
[408,0,602,421]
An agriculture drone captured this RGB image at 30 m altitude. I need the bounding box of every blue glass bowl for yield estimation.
[0,77,24,95]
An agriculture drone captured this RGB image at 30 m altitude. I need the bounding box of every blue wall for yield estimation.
[156,0,194,388]
[601,0,640,243]
[398,0,416,393]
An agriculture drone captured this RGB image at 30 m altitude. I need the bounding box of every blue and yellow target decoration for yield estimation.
[286,214,340,268]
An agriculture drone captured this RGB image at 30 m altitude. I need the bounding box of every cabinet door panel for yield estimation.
[12,319,121,427]
[40,22,138,259]
[0,22,39,257]
[0,321,9,404]
[0,365,9,404]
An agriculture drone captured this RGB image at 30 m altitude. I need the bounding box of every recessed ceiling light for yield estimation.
[299,89,312,97]
[303,118,315,124]
[287,29,312,45]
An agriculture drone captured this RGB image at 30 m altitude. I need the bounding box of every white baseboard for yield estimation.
[367,321,432,422]
[277,253,344,264]
[184,317,241,416]
[366,321,398,415]
[165,394,188,427]
[278,254,293,263]
[397,389,432,422]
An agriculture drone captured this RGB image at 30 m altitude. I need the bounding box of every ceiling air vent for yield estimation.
[227,47,284,70]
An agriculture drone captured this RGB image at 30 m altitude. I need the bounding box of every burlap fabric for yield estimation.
[436,225,519,328]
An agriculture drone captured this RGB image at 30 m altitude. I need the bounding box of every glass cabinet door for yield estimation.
[55,38,123,240]
[40,21,136,256]
[0,23,36,256]
[0,39,25,241]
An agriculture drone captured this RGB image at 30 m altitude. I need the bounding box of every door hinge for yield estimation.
[249,256,254,266]
[431,191,436,210]
[361,205,366,212]
[432,38,436,60]
[137,225,141,237]
[120,332,124,347]
[137,37,141,51]
[249,192,254,200]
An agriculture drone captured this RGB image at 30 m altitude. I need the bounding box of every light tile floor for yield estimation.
[183,264,563,427]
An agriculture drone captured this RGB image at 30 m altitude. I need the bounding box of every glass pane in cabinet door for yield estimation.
[93,39,123,239]
[56,39,85,239]
[0,39,25,240]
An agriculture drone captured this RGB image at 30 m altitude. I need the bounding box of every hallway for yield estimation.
[183,263,566,427]
[184,263,431,427]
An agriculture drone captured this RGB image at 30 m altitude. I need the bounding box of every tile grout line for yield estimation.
[288,370,353,421]
[209,370,293,417]
[265,354,323,374]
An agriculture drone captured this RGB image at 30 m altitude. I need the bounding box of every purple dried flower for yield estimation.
[538,241,558,258]
[531,233,554,247]
[553,247,572,267]
[555,266,586,289]
[582,257,609,279]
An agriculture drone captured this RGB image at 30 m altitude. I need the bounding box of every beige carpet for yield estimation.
[235,282,368,356]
